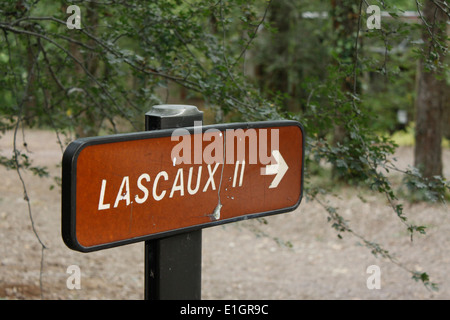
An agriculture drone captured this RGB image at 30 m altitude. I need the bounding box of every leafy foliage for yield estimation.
[0,0,449,293]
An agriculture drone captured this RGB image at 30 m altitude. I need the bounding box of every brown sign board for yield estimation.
[62,121,304,252]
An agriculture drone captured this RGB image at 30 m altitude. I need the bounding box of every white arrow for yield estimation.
[261,150,289,189]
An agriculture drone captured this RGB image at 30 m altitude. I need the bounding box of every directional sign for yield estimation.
[62,121,304,252]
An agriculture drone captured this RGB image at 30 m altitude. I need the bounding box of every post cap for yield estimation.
[145,104,203,130]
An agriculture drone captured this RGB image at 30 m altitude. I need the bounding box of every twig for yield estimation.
[233,0,273,66]
[4,29,47,298]
[352,0,364,96]
[312,192,438,291]
[0,23,138,130]
[430,0,450,19]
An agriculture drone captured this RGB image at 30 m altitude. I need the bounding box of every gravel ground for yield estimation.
[0,129,449,300]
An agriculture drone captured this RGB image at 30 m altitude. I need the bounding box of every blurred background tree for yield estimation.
[414,0,448,179]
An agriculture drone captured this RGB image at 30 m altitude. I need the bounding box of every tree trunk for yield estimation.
[24,34,38,126]
[443,86,450,140]
[443,24,450,141]
[67,2,104,138]
[414,2,447,179]
[330,0,360,180]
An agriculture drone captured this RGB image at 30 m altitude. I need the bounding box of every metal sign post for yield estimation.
[144,105,203,300]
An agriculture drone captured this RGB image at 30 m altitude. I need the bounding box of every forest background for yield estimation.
[0,0,449,298]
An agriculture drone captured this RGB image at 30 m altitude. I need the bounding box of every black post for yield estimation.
[144,105,203,300]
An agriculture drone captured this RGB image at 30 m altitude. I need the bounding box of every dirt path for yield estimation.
[0,129,449,299]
